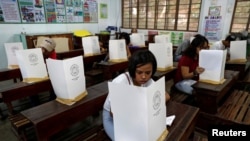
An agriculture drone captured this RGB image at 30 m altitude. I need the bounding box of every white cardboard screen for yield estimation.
[199,50,227,84]
[109,77,166,141]
[149,43,173,71]
[82,36,101,56]
[154,35,171,43]
[130,33,145,46]
[15,48,48,80]
[46,56,86,100]
[4,42,24,68]
[109,39,128,62]
[229,40,247,61]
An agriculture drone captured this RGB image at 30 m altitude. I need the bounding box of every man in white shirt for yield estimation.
[210,34,236,50]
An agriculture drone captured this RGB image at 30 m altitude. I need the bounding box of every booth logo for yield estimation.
[153,91,161,110]
[28,53,38,63]
[70,64,79,77]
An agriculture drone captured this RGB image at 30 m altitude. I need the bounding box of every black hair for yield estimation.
[183,34,207,58]
[225,34,236,42]
[128,50,157,78]
[119,32,130,45]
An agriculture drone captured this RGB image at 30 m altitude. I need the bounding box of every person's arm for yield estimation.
[165,92,170,103]
[126,45,131,58]
[181,66,205,79]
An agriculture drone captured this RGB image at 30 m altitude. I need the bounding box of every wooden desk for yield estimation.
[83,53,107,70]
[21,81,199,141]
[192,70,239,114]
[0,68,22,82]
[0,79,53,115]
[21,81,108,141]
[98,61,129,80]
[56,49,83,59]
[225,59,250,80]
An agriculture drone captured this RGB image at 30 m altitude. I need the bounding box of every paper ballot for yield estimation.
[199,50,227,84]
[154,35,171,43]
[46,56,87,105]
[82,36,101,56]
[4,42,24,69]
[229,40,247,62]
[149,43,173,71]
[130,33,145,47]
[109,39,128,62]
[16,48,48,83]
[109,77,167,141]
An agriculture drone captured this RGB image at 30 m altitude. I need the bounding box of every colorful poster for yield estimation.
[19,0,45,23]
[100,3,107,19]
[45,1,56,23]
[0,0,21,23]
[171,32,184,46]
[83,0,98,23]
[204,16,222,41]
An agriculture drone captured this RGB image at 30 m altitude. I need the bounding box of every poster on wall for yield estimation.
[65,0,83,23]
[100,3,107,19]
[44,0,57,23]
[204,16,222,41]
[19,0,46,23]
[83,0,98,23]
[171,32,184,46]
[209,6,221,16]
[0,0,21,23]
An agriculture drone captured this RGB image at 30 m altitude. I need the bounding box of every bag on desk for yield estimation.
[46,56,86,105]
[229,40,247,62]
[82,36,101,56]
[154,34,171,43]
[109,77,168,141]
[199,50,227,84]
[108,39,128,62]
[149,43,173,71]
[130,33,145,47]
[16,48,48,83]
[4,42,24,69]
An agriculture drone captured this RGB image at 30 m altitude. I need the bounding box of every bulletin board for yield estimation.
[0,0,98,23]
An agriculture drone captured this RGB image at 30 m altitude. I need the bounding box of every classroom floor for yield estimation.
[0,79,208,141]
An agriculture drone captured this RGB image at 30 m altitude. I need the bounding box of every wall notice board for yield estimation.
[0,0,98,23]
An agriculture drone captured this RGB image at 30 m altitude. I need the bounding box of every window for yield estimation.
[122,0,202,31]
[230,0,250,32]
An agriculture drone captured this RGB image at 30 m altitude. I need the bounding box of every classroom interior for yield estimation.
[1,0,250,141]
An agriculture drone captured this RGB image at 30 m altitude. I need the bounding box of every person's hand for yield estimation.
[195,67,205,75]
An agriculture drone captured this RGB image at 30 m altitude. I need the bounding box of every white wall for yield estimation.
[0,0,236,69]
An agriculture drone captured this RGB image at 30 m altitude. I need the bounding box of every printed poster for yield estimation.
[171,32,184,46]
[100,3,107,19]
[0,0,21,23]
[204,16,222,41]
[83,0,98,23]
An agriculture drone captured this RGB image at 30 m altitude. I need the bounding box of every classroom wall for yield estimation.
[0,0,235,69]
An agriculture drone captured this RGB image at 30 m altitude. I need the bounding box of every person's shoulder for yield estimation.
[112,73,128,83]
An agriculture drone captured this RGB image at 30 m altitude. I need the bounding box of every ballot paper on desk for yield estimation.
[130,33,145,47]
[46,56,87,105]
[82,36,101,56]
[109,77,168,141]
[108,39,128,62]
[149,43,173,71]
[4,42,24,69]
[228,40,247,63]
[154,34,171,43]
[15,48,48,83]
[199,50,227,84]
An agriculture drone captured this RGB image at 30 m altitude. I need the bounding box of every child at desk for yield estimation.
[102,50,170,140]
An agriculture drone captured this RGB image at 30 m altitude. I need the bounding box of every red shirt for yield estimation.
[174,55,198,84]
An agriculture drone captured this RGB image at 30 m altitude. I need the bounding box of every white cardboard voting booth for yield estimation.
[229,40,247,62]
[109,77,167,141]
[108,39,128,62]
[82,36,101,56]
[154,35,171,43]
[149,43,173,71]
[15,48,48,83]
[4,42,24,69]
[46,56,87,105]
[130,33,145,47]
[199,50,227,84]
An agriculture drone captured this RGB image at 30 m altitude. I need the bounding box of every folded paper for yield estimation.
[149,43,173,71]
[82,36,101,56]
[199,50,227,84]
[154,35,171,43]
[16,48,48,83]
[46,56,87,105]
[229,40,247,62]
[108,39,128,62]
[109,77,167,141]
[130,33,145,47]
[4,42,24,69]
